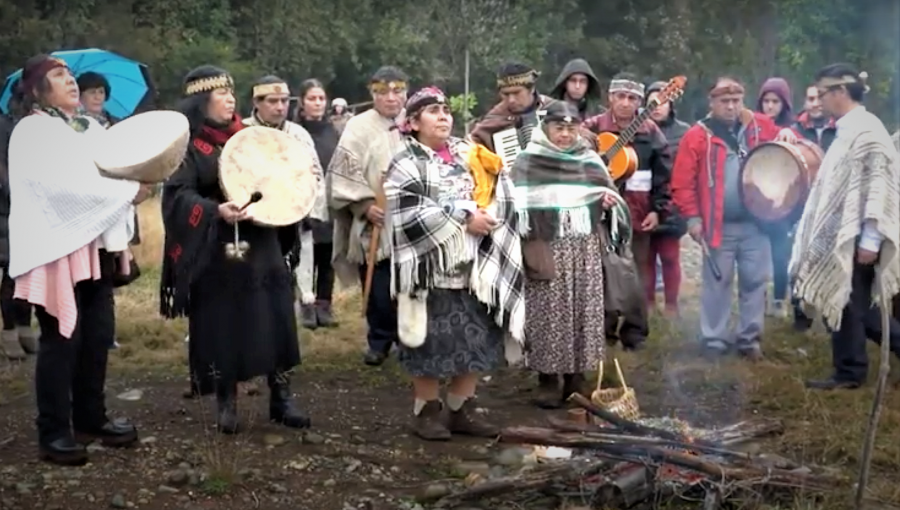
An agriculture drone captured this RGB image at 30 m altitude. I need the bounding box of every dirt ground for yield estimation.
[1,199,900,510]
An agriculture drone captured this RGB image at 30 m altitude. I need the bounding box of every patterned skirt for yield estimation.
[398,288,505,379]
[525,233,606,374]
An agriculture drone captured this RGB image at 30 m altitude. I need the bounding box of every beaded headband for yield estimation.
[185,74,234,96]
[253,82,289,98]
[609,80,645,98]
[497,70,539,89]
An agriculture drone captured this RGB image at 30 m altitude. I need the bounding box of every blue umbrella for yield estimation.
[0,48,155,119]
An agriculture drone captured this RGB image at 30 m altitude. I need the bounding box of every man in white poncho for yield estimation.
[790,63,900,390]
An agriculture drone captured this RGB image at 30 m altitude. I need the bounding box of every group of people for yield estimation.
[0,50,898,467]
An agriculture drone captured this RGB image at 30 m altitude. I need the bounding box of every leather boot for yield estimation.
[17,326,38,354]
[315,300,336,327]
[562,373,589,402]
[300,304,318,330]
[411,400,451,441]
[216,385,240,434]
[39,436,88,466]
[268,374,311,429]
[0,329,25,360]
[531,373,562,409]
[74,418,138,447]
[447,399,499,438]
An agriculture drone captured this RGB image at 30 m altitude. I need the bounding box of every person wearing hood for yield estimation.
[329,97,352,134]
[644,81,691,316]
[755,77,798,320]
[549,58,605,120]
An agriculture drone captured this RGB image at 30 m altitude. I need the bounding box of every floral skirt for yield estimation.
[398,288,505,379]
[525,233,606,374]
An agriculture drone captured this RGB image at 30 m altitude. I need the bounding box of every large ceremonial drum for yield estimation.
[219,126,317,226]
[739,140,824,222]
[95,110,190,183]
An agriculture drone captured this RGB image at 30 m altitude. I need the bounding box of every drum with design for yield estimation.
[739,139,823,222]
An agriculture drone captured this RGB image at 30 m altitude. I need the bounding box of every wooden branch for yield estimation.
[855,290,893,508]
[568,393,716,446]
[431,461,606,508]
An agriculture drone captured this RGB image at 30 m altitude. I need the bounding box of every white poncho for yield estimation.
[7,113,138,278]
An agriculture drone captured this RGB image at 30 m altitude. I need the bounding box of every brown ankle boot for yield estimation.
[412,401,451,441]
[448,399,499,438]
[531,373,562,409]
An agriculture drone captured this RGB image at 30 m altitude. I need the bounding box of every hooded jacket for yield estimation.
[549,59,605,120]
[756,77,794,128]
[645,81,691,155]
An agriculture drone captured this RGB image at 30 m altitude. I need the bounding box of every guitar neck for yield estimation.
[606,99,658,159]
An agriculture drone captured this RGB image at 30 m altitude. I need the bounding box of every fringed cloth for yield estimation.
[385,137,527,343]
[790,108,900,330]
[510,126,616,240]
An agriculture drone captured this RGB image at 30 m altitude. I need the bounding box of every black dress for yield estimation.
[160,125,301,396]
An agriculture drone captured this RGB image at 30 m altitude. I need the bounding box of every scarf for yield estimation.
[37,106,92,132]
[511,126,617,241]
[386,136,526,342]
[790,106,900,329]
[201,116,244,146]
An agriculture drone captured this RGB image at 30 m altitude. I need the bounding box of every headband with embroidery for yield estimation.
[708,80,745,98]
[253,82,290,98]
[399,86,448,134]
[369,80,407,94]
[817,71,870,93]
[497,70,539,89]
[609,79,645,97]
[184,74,234,96]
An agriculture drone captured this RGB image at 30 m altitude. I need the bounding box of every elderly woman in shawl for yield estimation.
[385,86,526,441]
[6,54,152,465]
[511,101,620,408]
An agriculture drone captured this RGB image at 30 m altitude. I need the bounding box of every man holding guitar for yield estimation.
[584,72,674,350]
[671,76,797,361]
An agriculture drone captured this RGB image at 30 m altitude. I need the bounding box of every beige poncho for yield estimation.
[327,108,405,285]
[790,106,900,329]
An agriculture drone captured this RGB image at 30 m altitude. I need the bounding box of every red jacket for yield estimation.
[670,110,782,248]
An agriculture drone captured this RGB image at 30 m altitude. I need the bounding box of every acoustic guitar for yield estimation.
[597,76,687,181]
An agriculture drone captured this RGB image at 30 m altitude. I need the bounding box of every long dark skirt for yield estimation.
[398,288,504,379]
[188,222,300,395]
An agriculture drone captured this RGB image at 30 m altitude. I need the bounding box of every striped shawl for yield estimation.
[790,107,900,329]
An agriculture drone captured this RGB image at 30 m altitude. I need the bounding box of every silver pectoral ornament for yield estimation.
[224,191,262,261]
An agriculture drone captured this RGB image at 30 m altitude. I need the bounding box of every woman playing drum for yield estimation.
[7,54,151,465]
[159,65,309,434]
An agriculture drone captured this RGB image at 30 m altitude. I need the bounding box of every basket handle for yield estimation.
[595,359,604,392]
[614,358,628,390]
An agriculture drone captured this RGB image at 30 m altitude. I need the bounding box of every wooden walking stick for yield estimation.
[361,181,387,316]
[854,268,892,509]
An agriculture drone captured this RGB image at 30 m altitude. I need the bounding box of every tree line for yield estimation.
[0,0,897,125]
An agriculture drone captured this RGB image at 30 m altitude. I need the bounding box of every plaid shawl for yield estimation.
[511,125,619,241]
[385,136,526,342]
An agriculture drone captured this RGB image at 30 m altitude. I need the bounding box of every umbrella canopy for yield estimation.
[0,48,155,119]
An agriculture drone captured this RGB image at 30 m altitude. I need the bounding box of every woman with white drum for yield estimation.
[7,54,151,465]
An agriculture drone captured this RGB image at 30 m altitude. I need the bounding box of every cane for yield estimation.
[361,183,386,317]
[698,238,723,281]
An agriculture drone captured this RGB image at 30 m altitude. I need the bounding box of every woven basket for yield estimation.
[590,358,640,423]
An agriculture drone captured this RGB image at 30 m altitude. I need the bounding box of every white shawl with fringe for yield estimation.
[789,106,900,329]
[7,114,138,278]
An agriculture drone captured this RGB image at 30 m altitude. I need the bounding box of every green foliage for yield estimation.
[449,93,478,122]
[0,0,895,124]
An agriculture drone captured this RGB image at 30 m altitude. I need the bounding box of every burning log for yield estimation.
[498,426,843,492]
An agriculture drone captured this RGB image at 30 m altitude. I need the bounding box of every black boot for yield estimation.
[268,374,311,429]
[531,373,562,409]
[562,373,588,402]
[39,436,88,466]
[216,385,240,434]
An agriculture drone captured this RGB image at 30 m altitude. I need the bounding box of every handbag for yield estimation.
[590,358,640,422]
[113,251,142,288]
[599,207,643,318]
